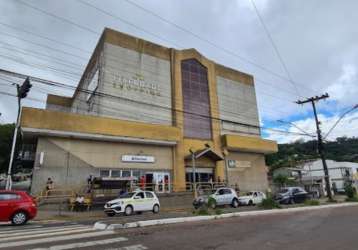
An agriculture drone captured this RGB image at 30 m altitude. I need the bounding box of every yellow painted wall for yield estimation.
[223,134,278,154]
[21,107,180,142]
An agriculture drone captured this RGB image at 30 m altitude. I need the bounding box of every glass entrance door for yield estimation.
[153,172,170,193]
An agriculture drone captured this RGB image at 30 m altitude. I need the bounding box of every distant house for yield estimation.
[298,159,358,195]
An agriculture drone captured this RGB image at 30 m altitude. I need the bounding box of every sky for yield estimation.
[0,0,357,144]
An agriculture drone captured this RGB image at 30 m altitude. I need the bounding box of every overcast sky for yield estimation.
[0,0,357,143]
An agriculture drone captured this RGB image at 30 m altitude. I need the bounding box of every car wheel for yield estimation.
[124,205,133,216]
[153,204,160,214]
[11,211,28,225]
[231,198,239,208]
[248,200,253,206]
[106,213,115,217]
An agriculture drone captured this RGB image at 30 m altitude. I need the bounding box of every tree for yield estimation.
[0,123,15,174]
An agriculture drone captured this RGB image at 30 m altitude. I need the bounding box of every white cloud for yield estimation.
[264,111,358,144]
[326,64,358,107]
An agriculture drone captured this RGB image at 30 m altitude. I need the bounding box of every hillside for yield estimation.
[265,137,358,173]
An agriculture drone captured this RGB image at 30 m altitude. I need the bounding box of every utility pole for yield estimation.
[296,93,333,200]
[5,77,32,190]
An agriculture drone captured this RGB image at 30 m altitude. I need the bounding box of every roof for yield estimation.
[185,147,224,162]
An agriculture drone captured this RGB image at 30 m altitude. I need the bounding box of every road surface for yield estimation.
[1,205,357,249]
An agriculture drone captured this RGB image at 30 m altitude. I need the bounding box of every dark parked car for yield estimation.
[275,187,309,204]
[0,190,37,225]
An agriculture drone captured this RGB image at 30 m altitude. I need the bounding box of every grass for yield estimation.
[304,199,320,206]
[345,196,358,202]
[259,197,281,209]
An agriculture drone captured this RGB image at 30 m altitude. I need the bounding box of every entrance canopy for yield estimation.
[185,147,224,162]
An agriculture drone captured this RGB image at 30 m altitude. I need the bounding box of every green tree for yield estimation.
[0,123,15,174]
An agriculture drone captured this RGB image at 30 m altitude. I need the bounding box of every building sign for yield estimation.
[112,73,161,96]
[227,160,237,168]
[121,155,155,163]
[227,160,251,169]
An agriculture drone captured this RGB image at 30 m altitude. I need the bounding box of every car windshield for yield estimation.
[118,192,135,198]
[246,192,254,196]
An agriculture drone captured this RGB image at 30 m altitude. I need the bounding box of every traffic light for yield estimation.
[18,77,32,99]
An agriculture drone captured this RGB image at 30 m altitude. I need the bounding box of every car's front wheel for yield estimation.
[124,205,133,216]
[231,198,239,208]
[248,200,253,206]
[153,204,160,214]
[11,211,28,225]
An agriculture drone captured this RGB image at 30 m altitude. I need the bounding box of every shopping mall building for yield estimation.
[20,28,277,195]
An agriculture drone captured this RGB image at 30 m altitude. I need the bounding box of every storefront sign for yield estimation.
[112,73,161,96]
[227,160,251,169]
[121,155,155,163]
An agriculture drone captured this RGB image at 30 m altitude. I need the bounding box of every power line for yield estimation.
[323,104,358,140]
[250,0,301,98]
[123,0,316,95]
[0,69,312,137]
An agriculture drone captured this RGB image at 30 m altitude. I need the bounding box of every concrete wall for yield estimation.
[31,136,174,194]
[216,76,260,136]
[100,43,172,125]
[71,55,103,117]
[226,152,268,192]
[31,137,98,195]
[49,137,173,170]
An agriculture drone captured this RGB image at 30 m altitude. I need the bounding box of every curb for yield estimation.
[93,202,358,230]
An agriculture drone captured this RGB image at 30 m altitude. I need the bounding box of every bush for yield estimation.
[345,196,358,202]
[304,199,320,206]
[344,182,357,199]
[259,196,281,209]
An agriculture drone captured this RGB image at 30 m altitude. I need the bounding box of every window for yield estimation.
[224,189,232,195]
[132,170,141,180]
[122,170,131,178]
[135,192,145,199]
[145,192,154,198]
[100,170,110,177]
[86,69,99,102]
[111,170,121,177]
[181,59,212,139]
[218,189,225,195]
[0,193,20,201]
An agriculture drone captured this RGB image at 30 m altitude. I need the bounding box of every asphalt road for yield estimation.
[1,205,358,250]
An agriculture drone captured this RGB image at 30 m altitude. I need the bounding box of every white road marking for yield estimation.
[0,225,89,238]
[0,230,114,248]
[105,245,148,250]
[30,237,128,250]
[0,227,94,242]
[0,225,43,233]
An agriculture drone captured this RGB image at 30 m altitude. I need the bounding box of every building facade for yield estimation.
[20,28,277,195]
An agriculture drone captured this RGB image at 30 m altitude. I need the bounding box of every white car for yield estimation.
[193,187,239,209]
[238,191,266,206]
[104,190,160,216]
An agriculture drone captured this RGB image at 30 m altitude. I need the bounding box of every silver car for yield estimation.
[193,187,239,209]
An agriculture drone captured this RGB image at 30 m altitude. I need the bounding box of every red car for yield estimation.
[0,190,37,225]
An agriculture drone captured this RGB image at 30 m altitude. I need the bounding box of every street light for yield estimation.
[5,77,32,190]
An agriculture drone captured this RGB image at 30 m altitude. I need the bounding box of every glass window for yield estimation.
[111,170,121,177]
[122,170,131,177]
[181,59,212,139]
[145,192,154,198]
[224,189,232,194]
[132,170,141,180]
[0,194,20,201]
[100,170,110,177]
[135,192,145,199]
